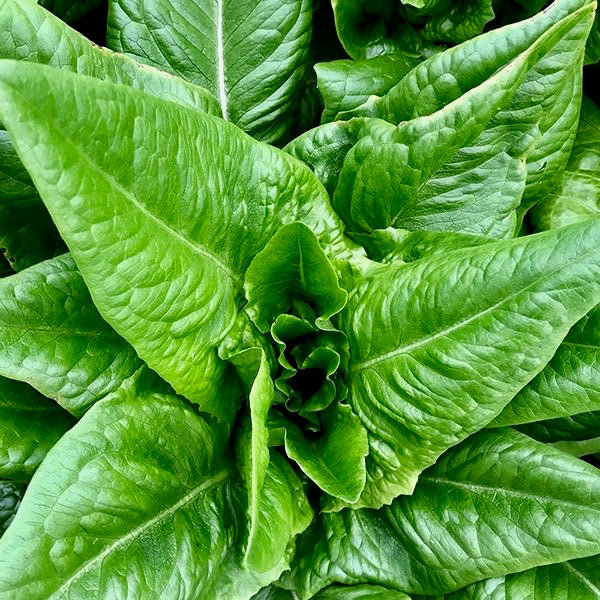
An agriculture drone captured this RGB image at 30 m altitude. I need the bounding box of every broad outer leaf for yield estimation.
[0,60,358,417]
[337,218,600,507]
[0,0,220,114]
[316,586,411,599]
[434,555,600,599]
[0,480,24,536]
[287,429,600,597]
[0,0,220,269]
[493,304,600,426]
[0,255,143,416]
[0,390,278,599]
[530,96,600,231]
[333,0,593,239]
[0,376,75,481]
[107,0,313,143]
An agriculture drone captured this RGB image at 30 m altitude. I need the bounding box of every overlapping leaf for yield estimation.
[107,0,313,143]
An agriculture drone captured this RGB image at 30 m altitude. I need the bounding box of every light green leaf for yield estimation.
[238,354,313,574]
[107,0,313,143]
[336,218,600,507]
[1,0,220,270]
[245,223,347,333]
[0,60,357,417]
[0,255,143,416]
[287,429,600,597]
[434,555,600,599]
[271,403,369,503]
[0,0,220,114]
[315,55,423,123]
[0,480,25,536]
[530,96,600,231]
[0,389,277,599]
[333,0,593,238]
[493,304,600,426]
[0,376,75,481]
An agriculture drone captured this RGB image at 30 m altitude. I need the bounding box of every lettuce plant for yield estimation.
[1,0,600,597]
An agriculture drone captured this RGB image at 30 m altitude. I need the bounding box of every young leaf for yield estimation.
[0,60,357,417]
[333,0,593,238]
[0,389,278,599]
[0,255,143,416]
[287,429,600,597]
[107,0,313,143]
[336,218,600,507]
[0,376,75,481]
[244,223,347,333]
[493,304,600,426]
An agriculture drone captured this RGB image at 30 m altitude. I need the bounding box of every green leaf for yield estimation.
[0,389,278,599]
[38,0,104,23]
[245,223,347,333]
[107,0,313,143]
[336,218,600,507]
[271,403,369,503]
[315,55,423,123]
[287,429,600,597]
[0,60,357,417]
[530,96,600,231]
[0,255,143,416]
[0,0,220,115]
[492,304,600,426]
[0,376,75,481]
[0,480,25,536]
[434,555,600,599]
[333,0,593,239]
[0,0,220,270]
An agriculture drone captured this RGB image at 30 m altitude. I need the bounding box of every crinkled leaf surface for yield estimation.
[107,0,313,143]
[493,303,600,426]
[336,218,600,507]
[0,376,75,481]
[333,0,593,238]
[287,429,600,597]
[0,389,278,599]
[315,55,422,123]
[0,60,357,417]
[530,96,600,231]
[0,255,143,417]
[0,0,219,270]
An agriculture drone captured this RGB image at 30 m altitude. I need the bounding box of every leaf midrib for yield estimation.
[420,474,600,513]
[565,562,600,595]
[349,244,598,374]
[6,78,243,290]
[49,467,230,599]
